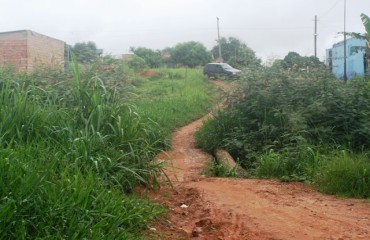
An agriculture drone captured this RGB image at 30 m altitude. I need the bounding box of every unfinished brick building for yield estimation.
[0,30,64,73]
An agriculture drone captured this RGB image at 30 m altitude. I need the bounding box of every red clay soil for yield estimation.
[145,81,370,240]
[139,70,158,77]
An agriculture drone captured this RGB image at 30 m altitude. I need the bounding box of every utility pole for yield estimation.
[343,0,347,82]
[217,17,222,62]
[314,15,318,58]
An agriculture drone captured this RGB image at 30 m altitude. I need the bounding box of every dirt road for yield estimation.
[148,81,370,240]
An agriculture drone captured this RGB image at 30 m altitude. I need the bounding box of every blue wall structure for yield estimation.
[326,38,368,79]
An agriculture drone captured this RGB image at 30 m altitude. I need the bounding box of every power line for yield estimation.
[319,0,342,19]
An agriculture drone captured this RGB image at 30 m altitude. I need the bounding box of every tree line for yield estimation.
[66,37,263,69]
[66,38,327,73]
[65,13,369,71]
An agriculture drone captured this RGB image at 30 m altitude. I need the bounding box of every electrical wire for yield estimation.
[319,0,342,19]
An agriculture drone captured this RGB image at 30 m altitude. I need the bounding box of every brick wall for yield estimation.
[27,31,64,72]
[0,30,64,73]
[0,31,28,71]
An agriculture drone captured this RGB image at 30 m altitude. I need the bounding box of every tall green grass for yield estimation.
[0,63,214,238]
[0,147,163,239]
[196,66,370,198]
[315,151,370,198]
[0,61,167,238]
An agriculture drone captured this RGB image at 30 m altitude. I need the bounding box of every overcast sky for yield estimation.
[0,0,369,62]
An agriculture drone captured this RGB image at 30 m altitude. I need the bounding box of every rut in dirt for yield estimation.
[149,80,370,240]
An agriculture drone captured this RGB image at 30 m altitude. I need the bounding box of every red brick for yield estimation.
[0,30,64,73]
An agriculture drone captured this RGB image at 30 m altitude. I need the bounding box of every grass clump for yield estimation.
[315,151,370,198]
[202,158,239,178]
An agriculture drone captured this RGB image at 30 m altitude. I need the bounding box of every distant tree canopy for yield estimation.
[280,52,324,70]
[70,41,100,64]
[169,41,211,67]
[211,37,261,69]
[130,47,163,68]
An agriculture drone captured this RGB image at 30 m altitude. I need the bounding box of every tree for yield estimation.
[71,41,100,64]
[270,59,284,70]
[130,47,163,68]
[282,52,302,69]
[281,52,324,70]
[170,41,211,67]
[211,37,261,68]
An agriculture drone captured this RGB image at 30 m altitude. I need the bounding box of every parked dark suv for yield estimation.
[203,63,241,79]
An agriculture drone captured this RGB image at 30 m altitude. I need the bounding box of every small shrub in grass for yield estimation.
[254,149,285,178]
[315,152,370,198]
[195,117,224,153]
[202,158,239,178]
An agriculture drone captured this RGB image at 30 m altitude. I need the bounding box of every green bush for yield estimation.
[196,66,370,198]
[198,68,370,162]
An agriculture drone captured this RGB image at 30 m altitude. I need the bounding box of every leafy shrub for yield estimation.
[198,68,370,162]
[196,66,370,198]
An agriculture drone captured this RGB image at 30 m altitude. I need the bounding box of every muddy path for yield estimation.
[147,80,370,240]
